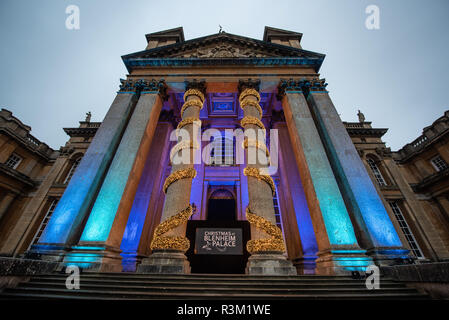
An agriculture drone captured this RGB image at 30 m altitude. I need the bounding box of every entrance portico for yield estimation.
[26,27,410,276]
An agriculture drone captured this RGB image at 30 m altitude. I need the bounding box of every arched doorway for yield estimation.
[207,189,236,221]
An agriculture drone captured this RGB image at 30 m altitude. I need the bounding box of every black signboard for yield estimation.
[185,220,251,274]
[195,228,243,255]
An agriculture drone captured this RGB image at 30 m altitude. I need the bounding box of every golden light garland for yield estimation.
[180,99,204,118]
[240,116,266,131]
[150,205,193,252]
[169,140,200,162]
[243,167,276,196]
[245,207,285,254]
[243,139,270,157]
[240,99,263,118]
[184,89,205,104]
[176,117,201,130]
[239,88,261,103]
[163,167,197,193]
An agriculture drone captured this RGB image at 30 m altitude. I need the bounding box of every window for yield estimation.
[367,158,387,186]
[30,198,59,246]
[430,155,448,172]
[4,153,22,169]
[63,157,81,184]
[210,135,235,166]
[389,201,424,259]
[273,181,283,232]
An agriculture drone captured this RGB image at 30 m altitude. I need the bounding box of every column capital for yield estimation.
[135,79,168,100]
[276,78,328,100]
[238,78,261,96]
[118,78,168,100]
[309,78,328,93]
[184,79,207,96]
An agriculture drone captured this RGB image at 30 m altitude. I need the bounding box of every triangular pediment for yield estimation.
[166,38,279,58]
[125,32,323,59]
[122,32,325,71]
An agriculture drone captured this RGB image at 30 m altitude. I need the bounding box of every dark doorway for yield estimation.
[207,198,236,221]
[185,187,250,274]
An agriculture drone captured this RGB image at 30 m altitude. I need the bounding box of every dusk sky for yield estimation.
[0,0,448,150]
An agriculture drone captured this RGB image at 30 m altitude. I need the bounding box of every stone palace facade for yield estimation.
[0,27,448,276]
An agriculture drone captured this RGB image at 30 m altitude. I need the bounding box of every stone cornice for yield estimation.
[63,126,99,137]
[411,167,449,193]
[122,57,324,73]
[0,163,35,188]
[395,110,449,162]
[344,127,388,137]
[0,127,55,161]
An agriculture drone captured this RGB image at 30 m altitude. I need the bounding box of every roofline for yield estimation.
[122,32,325,73]
[123,31,324,59]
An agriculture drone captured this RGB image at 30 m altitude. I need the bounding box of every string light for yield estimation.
[246,207,285,253]
[150,205,193,252]
[163,167,197,193]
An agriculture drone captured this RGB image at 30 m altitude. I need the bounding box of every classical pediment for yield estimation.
[122,32,325,71]
[169,40,276,58]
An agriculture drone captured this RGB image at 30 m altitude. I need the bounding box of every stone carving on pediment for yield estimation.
[178,44,266,58]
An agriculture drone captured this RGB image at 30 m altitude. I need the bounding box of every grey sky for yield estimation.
[0,0,448,150]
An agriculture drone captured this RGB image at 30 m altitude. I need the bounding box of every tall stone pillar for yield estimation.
[29,79,140,261]
[63,79,167,272]
[137,80,206,274]
[277,80,372,274]
[275,122,318,273]
[304,79,408,264]
[120,121,173,271]
[238,80,296,275]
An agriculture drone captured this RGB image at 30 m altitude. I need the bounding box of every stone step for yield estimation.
[27,277,403,288]
[20,281,417,295]
[31,273,393,283]
[0,272,429,300]
[1,286,428,300]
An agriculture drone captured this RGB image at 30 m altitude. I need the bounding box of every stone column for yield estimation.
[304,79,407,264]
[238,80,296,275]
[277,80,372,274]
[137,80,206,274]
[121,121,173,271]
[0,192,17,222]
[30,79,139,261]
[64,79,167,272]
[275,122,318,274]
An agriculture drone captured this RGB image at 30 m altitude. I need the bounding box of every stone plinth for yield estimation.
[136,250,190,274]
[246,253,297,275]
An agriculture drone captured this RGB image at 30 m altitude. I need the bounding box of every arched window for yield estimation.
[367,158,387,186]
[64,157,81,184]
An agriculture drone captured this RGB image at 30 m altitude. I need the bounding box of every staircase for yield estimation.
[0,273,428,300]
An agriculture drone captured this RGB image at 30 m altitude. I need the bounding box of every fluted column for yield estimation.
[137,80,206,274]
[238,80,296,275]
